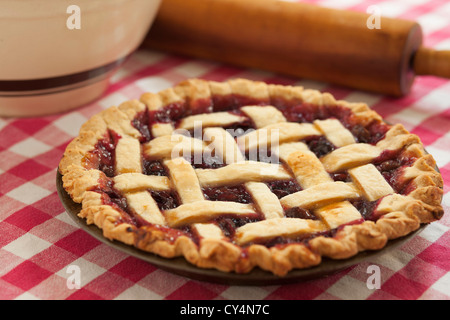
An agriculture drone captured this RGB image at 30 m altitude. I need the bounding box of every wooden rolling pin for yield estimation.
[142,0,450,96]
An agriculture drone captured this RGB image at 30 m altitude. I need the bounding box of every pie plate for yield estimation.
[56,170,426,286]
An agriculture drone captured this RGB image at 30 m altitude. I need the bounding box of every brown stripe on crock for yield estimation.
[0,57,126,95]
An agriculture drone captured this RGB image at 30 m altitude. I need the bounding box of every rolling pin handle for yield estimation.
[413,47,450,79]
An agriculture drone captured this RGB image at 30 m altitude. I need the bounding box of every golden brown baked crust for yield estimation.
[59,78,444,276]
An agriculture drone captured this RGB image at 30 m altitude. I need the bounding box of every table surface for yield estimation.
[1,0,449,300]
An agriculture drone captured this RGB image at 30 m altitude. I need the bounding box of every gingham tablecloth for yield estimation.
[1,0,449,301]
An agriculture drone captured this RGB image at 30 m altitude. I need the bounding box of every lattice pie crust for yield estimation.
[59,79,443,276]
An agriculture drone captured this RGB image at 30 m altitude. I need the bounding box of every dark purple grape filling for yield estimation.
[284,207,318,220]
[365,120,389,144]
[203,185,253,204]
[105,190,128,213]
[84,130,120,178]
[149,102,187,124]
[212,94,239,112]
[330,172,351,182]
[143,159,167,176]
[132,110,151,143]
[378,159,403,188]
[351,198,379,221]
[282,102,321,123]
[303,136,336,158]
[351,124,371,144]
[215,215,261,238]
[266,179,302,199]
[96,148,116,178]
[150,190,179,211]
[186,154,226,169]
[350,122,388,145]
[373,150,417,193]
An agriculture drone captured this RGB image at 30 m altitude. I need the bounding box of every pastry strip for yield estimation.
[236,122,321,152]
[245,182,284,219]
[193,223,224,240]
[277,142,333,188]
[164,158,204,203]
[315,201,362,229]
[280,182,360,209]
[241,105,287,128]
[151,123,174,138]
[235,218,327,245]
[113,173,171,192]
[124,191,167,226]
[165,201,255,227]
[348,164,394,201]
[144,134,206,159]
[115,137,142,174]
[321,143,381,172]
[177,112,246,131]
[313,119,356,147]
[203,127,245,164]
[278,141,364,227]
[195,161,292,187]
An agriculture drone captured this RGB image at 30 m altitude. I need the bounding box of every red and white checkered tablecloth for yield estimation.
[1,0,449,301]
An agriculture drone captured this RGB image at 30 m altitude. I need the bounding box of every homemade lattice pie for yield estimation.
[59,78,444,276]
